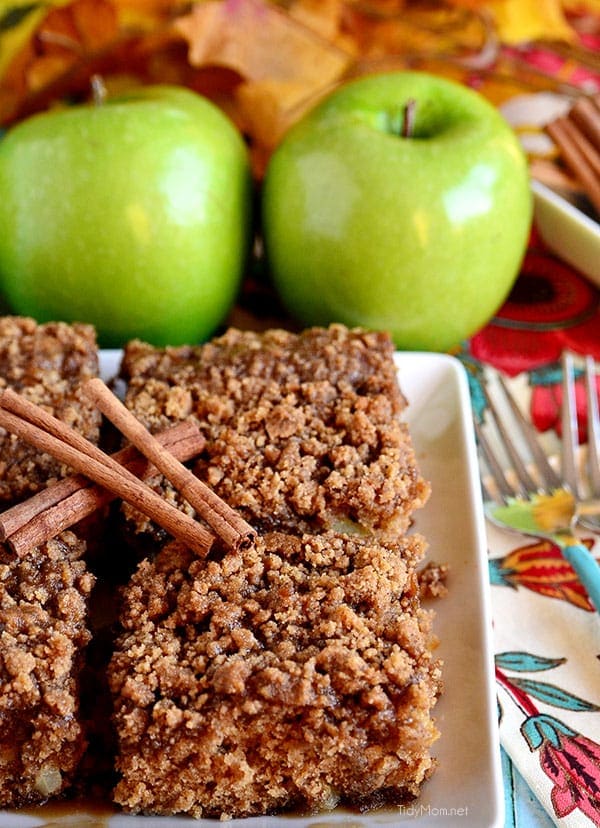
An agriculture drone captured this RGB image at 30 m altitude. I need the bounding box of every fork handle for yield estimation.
[559,540,600,612]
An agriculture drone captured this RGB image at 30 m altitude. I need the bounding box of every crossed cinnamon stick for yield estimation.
[82,377,255,552]
[0,420,205,556]
[0,380,255,557]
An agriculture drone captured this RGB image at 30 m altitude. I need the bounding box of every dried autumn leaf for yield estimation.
[172,0,354,164]
[173,0,353,104]
[0,0,595,159]
[235,76,335,152]
[344,1,492,60]
[19,0,119,94]
[564,0,600,11]
[0,2,68,78]
[65,0,119,50]
[485,0,574,44]
[0,0,182,123]
[286,0,350,47]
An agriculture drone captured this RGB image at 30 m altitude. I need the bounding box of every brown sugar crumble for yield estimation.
[0,530,94,807]
[119,325,430,542]
[0,319,443,820]
[0,317,102,808]
[0,317,101,505]
[110,531,442,820]
[109,324,442,820]
[418,562,450,600]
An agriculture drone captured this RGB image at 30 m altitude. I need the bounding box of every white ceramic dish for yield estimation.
[7,352,502,828]
[532,179,600,288]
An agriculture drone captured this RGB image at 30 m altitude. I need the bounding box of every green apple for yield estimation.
[0,85,252,347]
[262,71,532,352]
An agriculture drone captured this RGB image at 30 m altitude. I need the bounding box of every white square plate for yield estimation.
[532,179,600,288]
[8,351,502,828]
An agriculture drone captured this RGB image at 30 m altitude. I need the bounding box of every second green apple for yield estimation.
[262,71,532,352]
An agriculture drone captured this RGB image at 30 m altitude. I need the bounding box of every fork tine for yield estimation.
[481,381,535,496]
[561,352,582,498]
[496,374,562,491]
[585,355,600,497]
[473,417,514,502]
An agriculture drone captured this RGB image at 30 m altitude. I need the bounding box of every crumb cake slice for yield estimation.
[110,531,441,819]
[119,324,430,540]
[0,317,101,505]
[0,531,95,807]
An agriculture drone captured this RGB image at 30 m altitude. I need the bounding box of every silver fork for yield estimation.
[474,355,600,612]
[561,352,600,532]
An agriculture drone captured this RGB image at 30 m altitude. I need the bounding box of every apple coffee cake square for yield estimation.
[110,530,441,819]
[0,530,94,807]
[119,324,430,541]
[0,317,101,505]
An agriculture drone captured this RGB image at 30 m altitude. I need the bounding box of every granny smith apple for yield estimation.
[262,71,532,352]
[0,85,252,347]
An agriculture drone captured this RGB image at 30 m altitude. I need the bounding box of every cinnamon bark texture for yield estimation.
[0,388,214,557]
[0,420,205,556]
[546,94,600,214]
[82,378,255,552]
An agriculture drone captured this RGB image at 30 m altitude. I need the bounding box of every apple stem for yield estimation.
[402,98,416,139]
[90,74,107,106]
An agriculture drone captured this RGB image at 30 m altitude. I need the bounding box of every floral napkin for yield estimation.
[458,237,600,827]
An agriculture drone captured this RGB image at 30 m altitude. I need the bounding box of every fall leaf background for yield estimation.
[1,0,600,175]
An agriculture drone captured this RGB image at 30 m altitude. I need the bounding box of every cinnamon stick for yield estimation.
[1,420,205,557]
[0,389,214,557]
[570,96,600,153]
[546,116,600,215]
[0,419,202,540]
[83,378,256,552]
